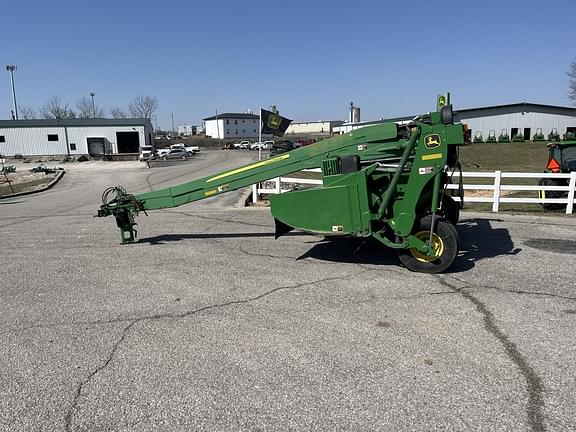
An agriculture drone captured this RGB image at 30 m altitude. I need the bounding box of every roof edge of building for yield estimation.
[0,118,153,129]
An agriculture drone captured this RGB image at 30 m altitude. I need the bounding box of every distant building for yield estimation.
[333,102,576,140]
[455,103,576,141]
[177,125,197,136]
[203,113,259,139]
[0,118,153,157]
[284,120,344,138]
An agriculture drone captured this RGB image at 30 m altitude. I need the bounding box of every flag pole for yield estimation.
[258,107,262,161]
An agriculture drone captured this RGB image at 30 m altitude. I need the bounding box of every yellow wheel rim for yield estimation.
[410,231,444,262]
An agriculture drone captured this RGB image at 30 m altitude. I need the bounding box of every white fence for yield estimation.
[252,170,576,214]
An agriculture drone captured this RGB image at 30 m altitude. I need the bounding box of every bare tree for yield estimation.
[18,106,36,119]
[110,107,128,119]
[77,96,105,118]
[39,96,76,119]
[570,59,576,104]
[129,95,158,119]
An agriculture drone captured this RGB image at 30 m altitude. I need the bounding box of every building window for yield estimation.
[242,120,245,123]
[48,134,59,141]
[226,130,230,135]
[70,143,77,151]
[253,129,257,133]
[0,135,5,143]
[235,120,238,125]
[226,120,229,124]
[235,130,238,135]
[242,130,245,133]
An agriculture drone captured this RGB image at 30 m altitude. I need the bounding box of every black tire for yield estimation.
[440,195,460,225]
[539,178,565,210]
[181,155,187,160]
[162,156,167,160]
[397,216,459,273]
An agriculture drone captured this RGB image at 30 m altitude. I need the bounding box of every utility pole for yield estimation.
[6,64,18,120]
[171,112,175,134]
[90,92,96,118]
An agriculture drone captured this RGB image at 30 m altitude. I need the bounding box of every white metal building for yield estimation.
[455,103,576,140]
[203,113,259,139]
[0,118,154,157]
[334,102,576,140]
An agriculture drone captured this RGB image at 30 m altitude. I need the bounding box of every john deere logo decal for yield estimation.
[267,113,281,129]
[424,134,441,149]
[437,95,447,107]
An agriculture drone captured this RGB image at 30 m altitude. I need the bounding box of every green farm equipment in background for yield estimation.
[563,131,576,141]
[473,132,484,143]
[512,131,524,142]
[498,129,510,143]
[548,128,560,141]
[97,102,469,273]
[533,128,545,142]
[538,141,576,209]
[486,130,497,143]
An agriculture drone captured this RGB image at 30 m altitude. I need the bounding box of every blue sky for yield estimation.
[2,0,576,129]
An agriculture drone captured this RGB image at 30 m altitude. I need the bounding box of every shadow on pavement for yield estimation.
[450,218,521,272]
[296,218,521,272]
[138,217,520,273]
[138,231,309,245]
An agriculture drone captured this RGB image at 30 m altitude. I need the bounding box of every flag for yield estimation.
[260,109,292,137]
[437,93,450,111]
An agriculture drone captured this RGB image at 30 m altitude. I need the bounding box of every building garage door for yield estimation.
[87,137,106,156]
[116,131,139,153]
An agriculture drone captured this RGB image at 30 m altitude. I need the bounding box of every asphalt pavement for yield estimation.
[1,150,575,431]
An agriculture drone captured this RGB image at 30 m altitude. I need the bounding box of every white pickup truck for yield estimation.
[171,143,200,155]
[156,143,200,157]
[138,145,155,161]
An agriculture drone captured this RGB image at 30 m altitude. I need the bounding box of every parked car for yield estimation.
[270,140,295,156]
[162,148,189,160]
[156,148,170,157]
[250,140,274,150]
[232,141,251,149]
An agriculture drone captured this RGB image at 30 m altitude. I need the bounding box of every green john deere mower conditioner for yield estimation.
[97,103,469,273]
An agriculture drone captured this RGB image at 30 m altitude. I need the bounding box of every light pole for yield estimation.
[6,64,18,120]
[90,92,96,119]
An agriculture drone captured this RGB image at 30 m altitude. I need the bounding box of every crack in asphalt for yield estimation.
[439,276,546,432]
[444,274,576,302]
[237,244,305,261]
[461,217,576,230]
[62,272,363,431]
[64,319,137,432]
[474,285,576,302]
[2,284,463,336]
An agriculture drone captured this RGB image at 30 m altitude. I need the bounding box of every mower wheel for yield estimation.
[397,216,459,274]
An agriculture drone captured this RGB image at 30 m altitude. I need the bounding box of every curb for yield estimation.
[235,187,254,208]
[0,170,65,200]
